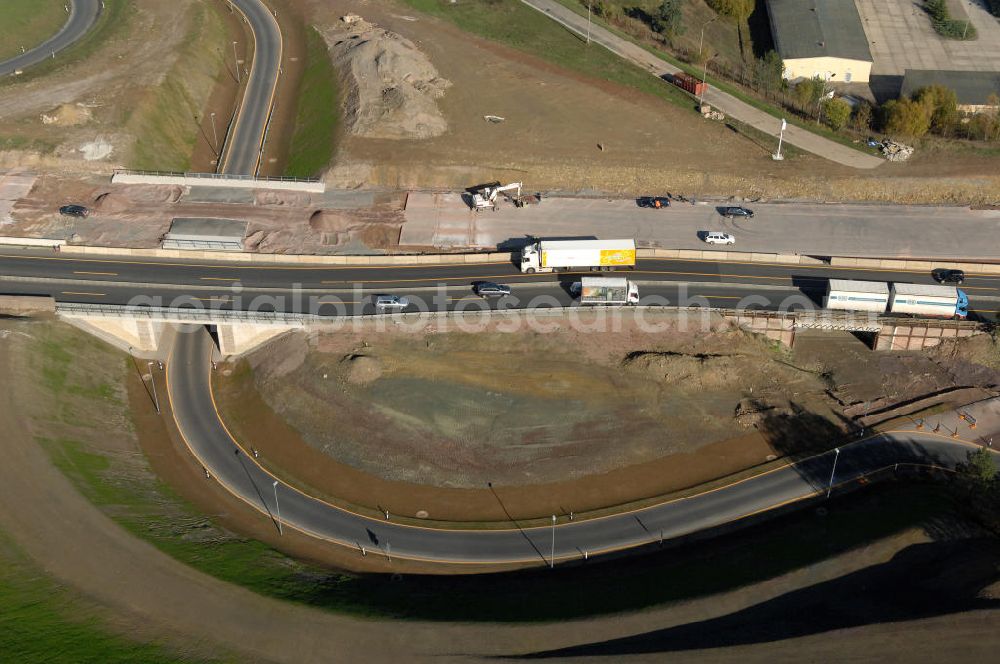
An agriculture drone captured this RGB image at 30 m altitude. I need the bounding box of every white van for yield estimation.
[703,232,735,245]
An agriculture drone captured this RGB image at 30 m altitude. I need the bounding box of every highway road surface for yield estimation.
[0,0,102,77]
[168,326,998,564]
[0,249,997,320]
[219,0,282,176]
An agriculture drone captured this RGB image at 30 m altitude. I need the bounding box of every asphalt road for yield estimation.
[0,249,997,320]
[0,0,101,77]
[219,0,282,176]
[169,324,990,564]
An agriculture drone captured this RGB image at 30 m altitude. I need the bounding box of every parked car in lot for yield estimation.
[932,268,965,285]
[59,204,90,218]
[473,281,512,298]
[721,206,753,220]
[637,196,670,209]
[374,294,409,311]
[702,231,735,245]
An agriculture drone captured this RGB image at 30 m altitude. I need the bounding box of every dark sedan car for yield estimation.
[721,206,753,219]
[932,268,965,285]
[637,196,670,209]
[59,204,90,218]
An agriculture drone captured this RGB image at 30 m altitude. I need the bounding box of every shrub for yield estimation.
[651,0,685,38]
[821,98,851,130]
[922,0,976,40]
[792,77,825,108]
[881,98,931,137]
[852,101,873,132]
[913,84,958,134]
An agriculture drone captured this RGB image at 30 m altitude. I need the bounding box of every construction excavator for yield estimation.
[469,181,524,212]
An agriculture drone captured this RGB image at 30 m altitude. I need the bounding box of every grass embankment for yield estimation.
[23,322,961,623]
[0,0,129,87]
[400,0,691,108]
[0,0,67,62]
[0,529,210,663]
[284,27,340,178]
[550,0,879,157]
[126,1,228,170]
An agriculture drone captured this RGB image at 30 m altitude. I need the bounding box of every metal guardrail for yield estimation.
[56,302,315,325]
[112,169,321,184]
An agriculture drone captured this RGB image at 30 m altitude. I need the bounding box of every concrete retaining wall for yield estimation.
[110,172,325,194]
[0,237,65,248]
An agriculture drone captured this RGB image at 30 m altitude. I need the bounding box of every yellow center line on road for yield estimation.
[190,296,232,302]
[199,277,242,282]
[61,291,105,296]
[72,270,118,276]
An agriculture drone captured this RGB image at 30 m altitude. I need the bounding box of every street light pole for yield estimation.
[550,514,556,569]
[147,362,160,414]
[233,41,241,83]
[587,1,592,45]
[826,447,841,499]
[699,53,717,108]
[698,16,717,60]
[273,480,282,535]
[773,118,787,160]
[210,112,219,153]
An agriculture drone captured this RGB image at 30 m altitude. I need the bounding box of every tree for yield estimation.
[881,98,931,137]
[707,0,754,21]
[821,98,852,130]
[914,84,958,134]
[793,77,825,109]
[651,0,685,38]
[962,447,997,487]
[852,101,874,132]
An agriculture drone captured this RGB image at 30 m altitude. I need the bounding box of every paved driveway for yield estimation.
[401,192,1000,259]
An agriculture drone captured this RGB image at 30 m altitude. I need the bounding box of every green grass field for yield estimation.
[400,0,691,108]
[284,27,340,178]
[0,0,67,63]
[0,529,213,663]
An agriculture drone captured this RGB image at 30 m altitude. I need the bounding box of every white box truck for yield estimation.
[519,239,636,273]
[824,280,890,313]
[889,283,968,319]
[578,277,639,305]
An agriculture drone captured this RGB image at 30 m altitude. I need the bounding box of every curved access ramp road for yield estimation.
[0,0,102,77]
[167,326,997,566]
[219,0,282,176]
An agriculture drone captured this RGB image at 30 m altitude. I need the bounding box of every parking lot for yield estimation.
[856,0,1000,97]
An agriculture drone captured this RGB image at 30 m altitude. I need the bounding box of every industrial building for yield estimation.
[901,69,1000,114]
[766,0,873,84]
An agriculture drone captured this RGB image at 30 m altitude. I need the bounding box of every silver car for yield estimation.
[374,295,409,310]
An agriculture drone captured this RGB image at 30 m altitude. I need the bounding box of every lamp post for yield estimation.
[273,480,282,535]
[233,41,241,83]
[699,53,718,108]
[146,362,160,414]
[698,16,718,60]
[826,448,841,499]
[550,514,556,569]
[587,1,592,45]
[210,112,219,153]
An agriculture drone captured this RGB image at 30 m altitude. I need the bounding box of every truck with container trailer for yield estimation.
[889,283,968,319]
[577,277,639,305]
[824,280,968,319]
[519,239,636,274]
[824,280,890,313]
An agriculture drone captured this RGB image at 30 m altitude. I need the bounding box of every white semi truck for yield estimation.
[578,277,639,305]
[519,239,636,273]
[825,279,968,319]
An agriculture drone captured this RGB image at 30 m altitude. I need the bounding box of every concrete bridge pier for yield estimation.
[64,317,170,355]
[213,323,296,357]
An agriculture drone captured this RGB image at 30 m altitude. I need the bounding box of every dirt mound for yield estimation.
[255,191,310,207]
[40,104,92,127]
[343,354,382,386]
[621,351,739,389]
[323,15,451,140]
